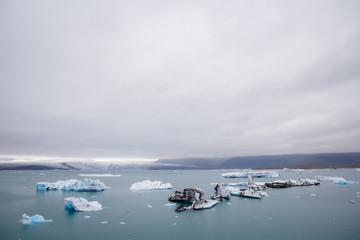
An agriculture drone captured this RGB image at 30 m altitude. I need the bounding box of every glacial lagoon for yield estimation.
[0,169,360,240]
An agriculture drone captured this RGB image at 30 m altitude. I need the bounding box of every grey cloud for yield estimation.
[0,0,360,159]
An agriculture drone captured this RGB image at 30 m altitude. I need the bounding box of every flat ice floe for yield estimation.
[36,178,110,191]
[78,174,121,177]
[20,213,52,224]
[64,197,103,211]
[315,176,359,185]
[222,170,279,178]
[130,180,172,190]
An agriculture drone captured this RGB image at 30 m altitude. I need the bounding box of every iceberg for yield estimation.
[170,188,219,212]
[20,213,52,225]
[265,178,320,188]
[36,178,110,191]
[222,170,279,178]
[130,180,172,190]
[64,197,103,211]
[315,176,359,185]
[211,184,230,201]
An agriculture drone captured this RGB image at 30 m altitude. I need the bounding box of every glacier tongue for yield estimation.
[64,197,103,211]
[36,178,110,191]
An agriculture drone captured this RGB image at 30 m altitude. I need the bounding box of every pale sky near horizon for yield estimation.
[1,0,360,160]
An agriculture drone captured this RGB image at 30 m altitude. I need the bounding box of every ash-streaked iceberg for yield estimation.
[36,178,110,191]
[20,213,53,224]
[315,176,359,185]
[222,170,279,178]
[64,197,103,211]
[130,180,172,190]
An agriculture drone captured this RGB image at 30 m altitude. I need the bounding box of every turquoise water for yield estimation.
[0,169,360,240]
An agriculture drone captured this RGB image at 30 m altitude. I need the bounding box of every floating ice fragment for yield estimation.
[39,173,46,176]
[222,170,279,178]
[228,182,248,186]
[84,216,91,219]
[310,194,317,197]
[282,168,307,172]
[349,200,356,204]
[101,221,108,224]
[315,176,358,185]
[64,197,103,211]
[147,205,153,208]
[37,179,110,191]
[130,180,172,190]
[227,202,232,205]
[79,174,121,177]
[172,223,177,226]
[119,222,126,225]
[164,203,176,207]
[20,214,52,225]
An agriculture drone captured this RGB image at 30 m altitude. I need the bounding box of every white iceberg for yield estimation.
[315,176,359,185]
[130,180,172,190]
[36,178,110,191]
[64,197,103,211]
[20,213,52,224]
[222,170,279,178]
[192,199,219,210]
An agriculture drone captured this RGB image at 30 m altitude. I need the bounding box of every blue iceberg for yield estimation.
[20,214,52,224]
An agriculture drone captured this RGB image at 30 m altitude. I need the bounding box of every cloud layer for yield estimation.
[1,0,360,159]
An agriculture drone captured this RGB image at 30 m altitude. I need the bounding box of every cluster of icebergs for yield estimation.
[222,170,280,178]
[36,178,110,192]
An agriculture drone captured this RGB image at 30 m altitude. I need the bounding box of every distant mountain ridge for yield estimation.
[1,152,360,170]
[149,152,360,170]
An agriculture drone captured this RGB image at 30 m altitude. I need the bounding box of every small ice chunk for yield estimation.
[130,180,172,190]
[164,203,176,207]
[349,200,356,204]
[310,194,317,197]
[84,216,91,219]
[20,214,52,225]
[171,223,177,226]
[64,197,103,211]
[119,222,126,225]
[101,221,108,224]
[147,205,153,208]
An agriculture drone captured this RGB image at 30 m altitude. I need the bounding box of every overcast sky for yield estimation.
[1,0,360,161]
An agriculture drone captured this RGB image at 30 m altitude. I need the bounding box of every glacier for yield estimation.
[78,174,121,177]
[64,197,103,211]
[36,178,110,191]
[20,213,52,224]
[130,180,172,190]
